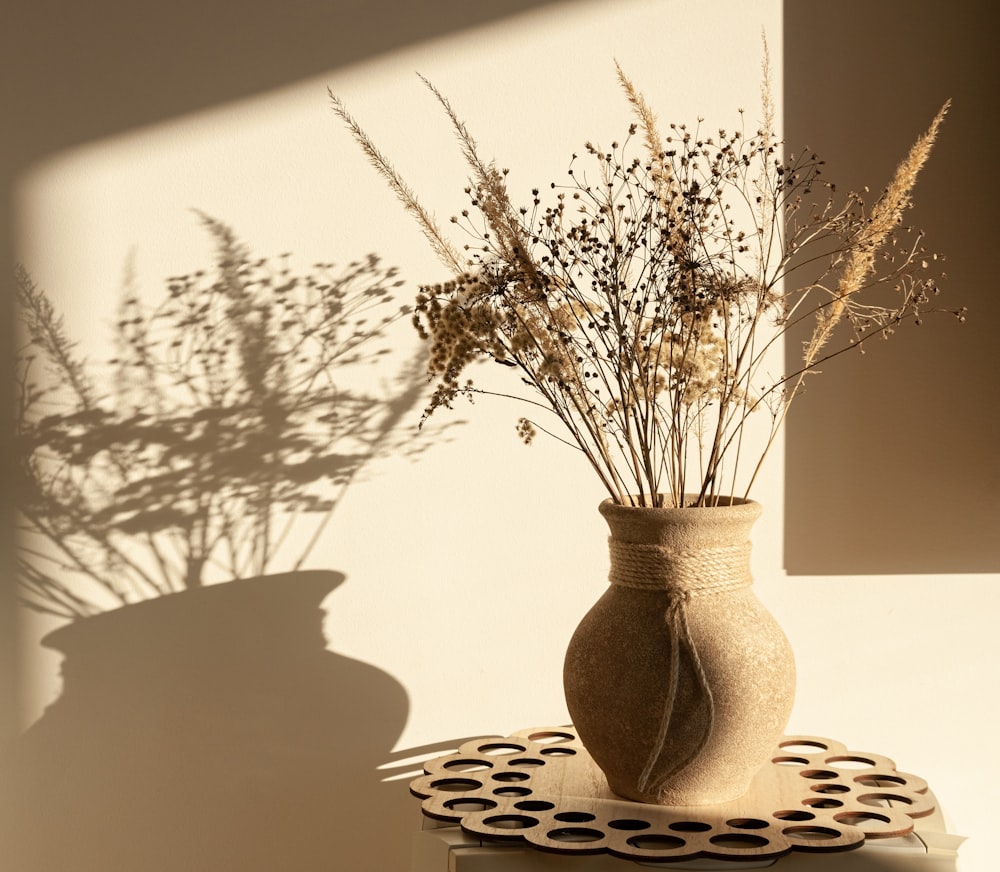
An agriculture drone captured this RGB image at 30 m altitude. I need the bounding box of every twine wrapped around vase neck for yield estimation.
[607,538,753,795]
[608,540,753,596]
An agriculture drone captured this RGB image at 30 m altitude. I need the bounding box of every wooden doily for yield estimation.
[409,727,935,863]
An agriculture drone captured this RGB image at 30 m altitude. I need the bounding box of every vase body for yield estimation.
[563,496,795,805]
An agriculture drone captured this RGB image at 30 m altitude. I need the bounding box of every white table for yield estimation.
[411,814,964,871]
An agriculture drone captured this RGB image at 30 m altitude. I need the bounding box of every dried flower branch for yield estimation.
[328,89,465,274]
[331,54,963,509]
[801,100,950,367]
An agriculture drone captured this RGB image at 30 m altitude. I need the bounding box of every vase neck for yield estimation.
[607,539,752,596]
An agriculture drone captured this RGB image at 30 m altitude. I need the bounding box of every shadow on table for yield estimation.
[0,571,469,871]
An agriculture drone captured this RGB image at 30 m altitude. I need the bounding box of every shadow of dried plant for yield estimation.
[5,215,467,870]
[14,213,434,616]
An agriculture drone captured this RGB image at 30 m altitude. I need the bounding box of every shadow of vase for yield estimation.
[0,570,412,871]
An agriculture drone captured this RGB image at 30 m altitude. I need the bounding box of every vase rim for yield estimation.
[602,493,759,508]
[599,494,762,522]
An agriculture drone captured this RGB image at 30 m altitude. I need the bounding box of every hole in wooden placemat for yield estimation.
[800,769,839,780]
[772,756,809,766]
[727,818,770,829]
[710,833,769,849]
[811,783,851,794]
[528,730,575,743]
[858,792,913,808]
[491,771,530,782]
[554,811,596,823]
[540,747,577,757]
[509,758,546,768]
[443,759,492,772]
[778,740,829,753]
[430,777,482,792]
[803,797,844,809]
[478,743,526,756]
[627,834,686,850]
[855,774,907,787]
[515,800,554,811]
[826,755,877,769]
[669,821,712,832]
[773,810,814,822]
[492,786,532,797]
[782,826,841,841]
[547,827,605,843]
[444,798,497,812]
[482,814,539,830]
[834,811,892,831]
[608,819,651,831]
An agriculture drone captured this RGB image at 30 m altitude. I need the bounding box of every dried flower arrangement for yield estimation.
[330,49,963,508]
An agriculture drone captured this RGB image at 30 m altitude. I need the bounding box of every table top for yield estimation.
[412,825,963,871]
[409,727,958,866]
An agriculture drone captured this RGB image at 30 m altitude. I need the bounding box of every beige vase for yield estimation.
[563,496,795,806]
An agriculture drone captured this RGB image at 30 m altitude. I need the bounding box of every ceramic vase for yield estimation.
[563,496,795,805]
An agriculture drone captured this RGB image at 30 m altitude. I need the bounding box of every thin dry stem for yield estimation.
[328,88,464,273]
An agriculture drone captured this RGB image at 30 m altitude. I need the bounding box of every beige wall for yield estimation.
[1,1,996,870]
